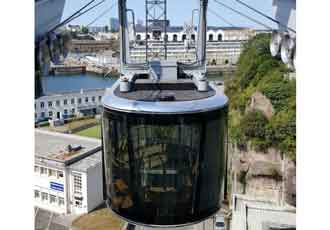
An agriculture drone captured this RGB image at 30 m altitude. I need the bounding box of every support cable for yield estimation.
[68,0,107,24]
[234,0,296,33]
[48,0,99,34]
[87,1,118,27]
[208,8,236,27]
[213,0,273,30]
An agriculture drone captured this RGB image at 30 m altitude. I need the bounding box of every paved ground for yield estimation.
[35,207,79,230]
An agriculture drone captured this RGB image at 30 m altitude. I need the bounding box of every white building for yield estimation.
[129,41,243,65]
[35,88,106,122]
[134,24,255,42]
[231,194,296,230]
[34,129,103,215]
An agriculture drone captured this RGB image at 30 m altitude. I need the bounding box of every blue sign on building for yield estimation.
[50,182,64,192]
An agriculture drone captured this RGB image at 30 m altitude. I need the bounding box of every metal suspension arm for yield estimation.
[197,0,208,67]
[118,0,130,67]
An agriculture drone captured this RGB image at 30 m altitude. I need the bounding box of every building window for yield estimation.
[34,190,40,199]
[136,34,141,40]
[75,200,82,208]
[40,102,45,108]
[49,111,53,118]
[34,166,39,173]
[92,96,95,102]
[98,96,102,102]
[48,169,56,177]
[191,34,195,41]
[57,171,64,179]
[72,108,75,114]
[35,113,37,119]
[209,34,214,41]
[41,192,48,202]
[73,173,82,195]
[85,97,89,103]
[58,197,64,206]
[71,98,75,105]
[218,34,223,41]
[50,195,57,205]
[56,100,60,106]
[40,167,47,175]
[64,99,68,105]
[48,101,53,107]
[64,109,68,115]
[41,112,45,118]
[182,34,186,41]
[173,34,178,42]
[78,98,82,104]
[146,34,150,40]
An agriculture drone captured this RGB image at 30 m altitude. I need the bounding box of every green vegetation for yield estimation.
[81,26,89,34]
[76,125,101,139]
[225,34,296,161]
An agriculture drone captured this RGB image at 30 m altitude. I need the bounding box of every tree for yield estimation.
[81,26,89,34]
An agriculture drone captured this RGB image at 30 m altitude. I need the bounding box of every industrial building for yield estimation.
[34,129,103,215]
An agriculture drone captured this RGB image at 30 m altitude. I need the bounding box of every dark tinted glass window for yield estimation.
[102,107,228,226]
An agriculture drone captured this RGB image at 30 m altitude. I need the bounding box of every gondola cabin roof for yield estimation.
[102,80,228,114]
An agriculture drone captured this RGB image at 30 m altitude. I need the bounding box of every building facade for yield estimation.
[71,40,112,53]
[34,130,103,215]
[129,41,243,65]
[133,25,256,42]
[109,17,120,32]
[35,89,105,122]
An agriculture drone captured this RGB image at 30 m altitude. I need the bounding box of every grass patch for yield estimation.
[75,125,101,139]
[72,208,124,230]
[42,118,98,133]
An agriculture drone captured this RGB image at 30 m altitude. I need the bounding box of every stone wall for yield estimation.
[229,145,296,207]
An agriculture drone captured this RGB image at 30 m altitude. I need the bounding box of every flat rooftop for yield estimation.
[35,129,101,167]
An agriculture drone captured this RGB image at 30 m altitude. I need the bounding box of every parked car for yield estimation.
[214,215,225,230]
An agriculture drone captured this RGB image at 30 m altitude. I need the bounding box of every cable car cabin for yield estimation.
[101,0,228,227]
[101,73,228,227]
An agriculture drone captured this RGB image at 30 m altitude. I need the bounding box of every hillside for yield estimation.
[225,33,296,162]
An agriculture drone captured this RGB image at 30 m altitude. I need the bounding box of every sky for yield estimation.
[62,0,275,29]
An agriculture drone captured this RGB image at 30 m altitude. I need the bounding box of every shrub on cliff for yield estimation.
[225,33,296,161]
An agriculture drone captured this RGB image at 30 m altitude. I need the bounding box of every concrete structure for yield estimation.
[71,40,112,53]
[35,88,105,122]
[129,41,243,65]
[231,194,296,230]
[272,0,296,35]
[134,24,256,42]
[34,130,103,215]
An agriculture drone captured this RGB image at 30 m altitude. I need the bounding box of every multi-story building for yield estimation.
[129,41,243,65]
[34,129,103,215]
[127,24,255,65]
[133,24,255,42]
[35,88,105,122]
[109,17,120,32]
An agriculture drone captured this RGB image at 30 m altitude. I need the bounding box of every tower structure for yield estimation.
[145,0,168,61]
